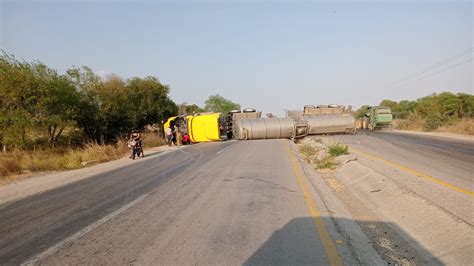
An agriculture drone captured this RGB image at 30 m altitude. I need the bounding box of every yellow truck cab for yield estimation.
[163,113,221,143]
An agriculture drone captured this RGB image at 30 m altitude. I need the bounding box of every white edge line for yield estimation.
[216,145,233,155]
[21,194,148,265]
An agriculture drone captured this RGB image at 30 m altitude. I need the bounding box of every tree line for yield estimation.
[0,53,178,150]
[355,92,474,130]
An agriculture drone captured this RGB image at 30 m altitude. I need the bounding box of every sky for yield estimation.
[1,0,473,116]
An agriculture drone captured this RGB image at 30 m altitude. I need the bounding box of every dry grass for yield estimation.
[395,118,474,135]
[141,132,167,148]
[436,118,474,135]
[394,118,424,131]
[299,144,318,157]
[0,132,166,180]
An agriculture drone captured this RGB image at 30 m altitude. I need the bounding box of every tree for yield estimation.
[437,92,460,118]
[0,53,31,149]
[204,94,240,114]
[66,66,104,142]
[126,76,178,131]
[354,105,370,118]
[185,104,204,114]
[379,99,397,109]
[457,93,474,118]
[396,100,417,119]
[0,53,83,148]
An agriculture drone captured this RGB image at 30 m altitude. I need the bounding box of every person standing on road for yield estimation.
[166,126,173,146]
[172,126,178,146]
[176,125,182,146]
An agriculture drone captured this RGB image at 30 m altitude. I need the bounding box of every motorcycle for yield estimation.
[128,139,144,159]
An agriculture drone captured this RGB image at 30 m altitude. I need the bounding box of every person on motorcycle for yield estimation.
[129,131,144,159]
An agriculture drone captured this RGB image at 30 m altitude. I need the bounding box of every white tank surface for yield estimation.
[306,114,356,135]
[233,117,296,140]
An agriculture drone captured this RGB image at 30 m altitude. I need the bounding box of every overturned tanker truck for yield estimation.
[233,104,356,140]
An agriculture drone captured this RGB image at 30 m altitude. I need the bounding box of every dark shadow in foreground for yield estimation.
[244,217,445,266]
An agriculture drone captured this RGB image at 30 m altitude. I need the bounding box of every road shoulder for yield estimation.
[301,135,473,265]
[288,140,384,265]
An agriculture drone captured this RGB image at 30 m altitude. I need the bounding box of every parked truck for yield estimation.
[362,106,393,130]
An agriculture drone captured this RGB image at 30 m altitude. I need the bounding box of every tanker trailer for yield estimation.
[305,114,356,135]
[233,117,308,140]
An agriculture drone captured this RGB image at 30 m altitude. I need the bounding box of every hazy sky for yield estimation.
[1,0,473,116]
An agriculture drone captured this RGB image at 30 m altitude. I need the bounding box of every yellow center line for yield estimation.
[286,141,342,266]
[350,147,474,197]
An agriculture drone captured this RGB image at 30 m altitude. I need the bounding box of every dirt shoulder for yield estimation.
[0,145,181,205]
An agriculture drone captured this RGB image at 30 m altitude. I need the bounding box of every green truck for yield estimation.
[362,106,393,130]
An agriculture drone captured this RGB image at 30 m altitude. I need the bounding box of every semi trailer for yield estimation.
[164,104,356,143]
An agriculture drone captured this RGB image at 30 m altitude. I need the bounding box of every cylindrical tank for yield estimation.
[229,109,241,114]
[306,114,355,135]
[233,117,296,140]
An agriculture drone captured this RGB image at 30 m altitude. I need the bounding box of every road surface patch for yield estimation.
[286,141,342,266]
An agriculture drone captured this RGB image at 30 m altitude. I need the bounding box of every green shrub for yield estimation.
[315,157,337,170]
[328,143,348,157]
[423,114,444,131]
[299,144,318,157]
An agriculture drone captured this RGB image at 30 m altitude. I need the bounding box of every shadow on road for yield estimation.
[244,217,443,265]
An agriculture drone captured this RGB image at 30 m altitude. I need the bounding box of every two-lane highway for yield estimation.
[0,140,370,265]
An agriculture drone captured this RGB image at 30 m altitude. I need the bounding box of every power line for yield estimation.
[391,57,472,89]
[389,48,473,86]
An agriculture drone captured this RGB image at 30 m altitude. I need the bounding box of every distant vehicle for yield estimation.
[363,106,393,130]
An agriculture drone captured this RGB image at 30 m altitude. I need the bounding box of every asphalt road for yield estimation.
[334,130,473,193]
[332,130,473,222]
[0,140,369,265]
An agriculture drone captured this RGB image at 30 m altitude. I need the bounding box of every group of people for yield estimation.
[128,124,191,159]
[166,125,191,146]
